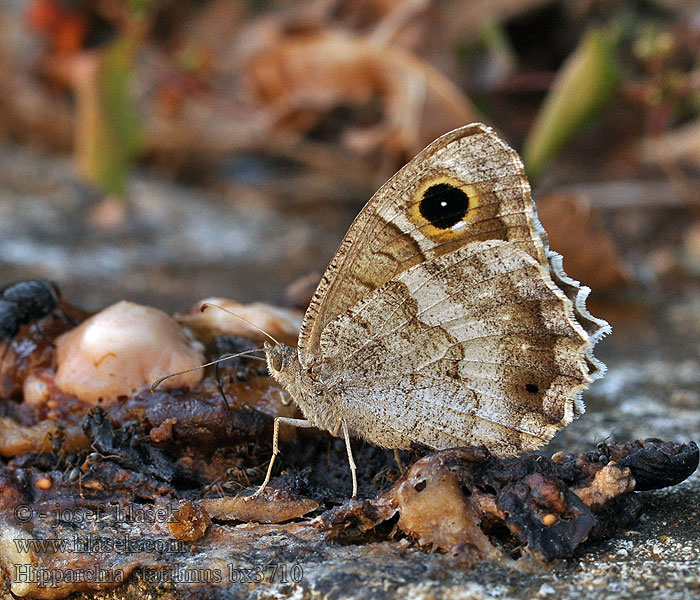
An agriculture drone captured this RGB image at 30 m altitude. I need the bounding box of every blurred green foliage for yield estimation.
[88,35,143,197]
[523,27,620,181]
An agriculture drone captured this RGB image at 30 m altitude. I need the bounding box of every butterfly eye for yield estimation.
[270,351,283,372]
[419,183,470,229]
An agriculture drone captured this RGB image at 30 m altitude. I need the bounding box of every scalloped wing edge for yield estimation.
[547,250,611,378]
[529,195,611,418]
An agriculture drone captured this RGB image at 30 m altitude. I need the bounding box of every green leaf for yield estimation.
[78,35,143,198]
[522,27,620,181]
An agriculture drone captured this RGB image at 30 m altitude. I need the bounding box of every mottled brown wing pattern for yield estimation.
[298,123,547,368]
[318,241,593,454]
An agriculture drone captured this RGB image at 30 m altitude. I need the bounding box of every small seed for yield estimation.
[542,513,558,526]
[36,477,53,490]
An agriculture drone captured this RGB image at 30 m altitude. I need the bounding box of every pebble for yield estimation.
[538,584,556,596]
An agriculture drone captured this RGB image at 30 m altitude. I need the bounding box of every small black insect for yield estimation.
[0,279,62,342]
[0,279,70,367]
[43,424,67,465]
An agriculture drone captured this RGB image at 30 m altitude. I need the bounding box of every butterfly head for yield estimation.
[264,341,300,387]
[264,341,335,431]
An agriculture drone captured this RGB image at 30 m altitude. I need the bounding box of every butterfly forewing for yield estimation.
[298,123,548,368]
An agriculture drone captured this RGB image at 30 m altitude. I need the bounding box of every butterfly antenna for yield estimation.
[200,303,281,346]
[150,349,266,392]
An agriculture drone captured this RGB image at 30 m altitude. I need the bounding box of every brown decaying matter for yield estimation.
[320,440,698,562]
[0,433,695,598]
[0,297,696,598]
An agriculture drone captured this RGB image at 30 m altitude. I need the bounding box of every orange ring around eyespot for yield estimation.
[408,175,483,242]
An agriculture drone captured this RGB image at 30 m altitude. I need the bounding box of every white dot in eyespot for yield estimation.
[440,201,447,207]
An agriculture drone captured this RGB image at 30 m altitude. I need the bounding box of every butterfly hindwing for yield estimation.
[317,240,591,453]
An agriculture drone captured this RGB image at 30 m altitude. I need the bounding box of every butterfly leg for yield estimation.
[247,416,313,500]
[340,419,358,499]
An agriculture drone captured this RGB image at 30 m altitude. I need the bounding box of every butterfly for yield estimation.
[254,123,610,498]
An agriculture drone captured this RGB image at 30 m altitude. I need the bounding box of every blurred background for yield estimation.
[0,0,698,325]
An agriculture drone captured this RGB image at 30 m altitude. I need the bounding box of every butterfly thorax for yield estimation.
[264,342,340,433]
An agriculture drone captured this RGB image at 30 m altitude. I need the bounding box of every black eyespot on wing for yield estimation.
[419,183,470,229]
[525,383,539,394]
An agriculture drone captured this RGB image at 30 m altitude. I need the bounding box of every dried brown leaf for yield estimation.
[537,190,631,290]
